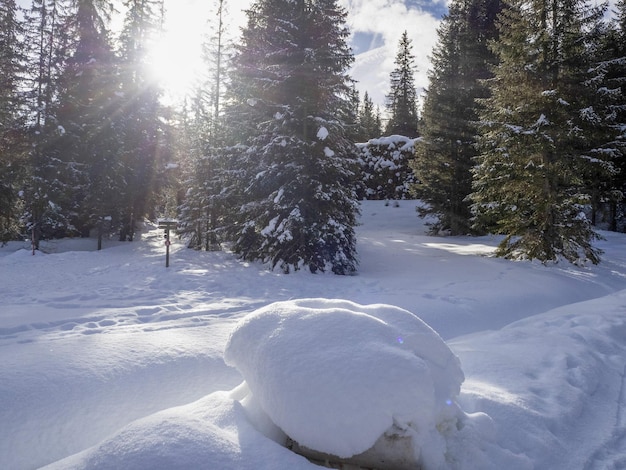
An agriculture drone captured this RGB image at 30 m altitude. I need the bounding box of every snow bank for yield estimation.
[43,391,316,470]
[452,289,626,469]
[224,299,524,468]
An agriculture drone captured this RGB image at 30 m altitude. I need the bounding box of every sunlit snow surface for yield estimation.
[225,299,465,460]
[1,200,626,469]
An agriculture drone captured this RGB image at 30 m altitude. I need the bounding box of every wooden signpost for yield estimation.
[157,219,178,267]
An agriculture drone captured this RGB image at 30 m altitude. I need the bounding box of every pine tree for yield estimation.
[471,0,618,264]
[0,0,26,242]
[53,0,121,247]
[357,91,382,141]
[21,0,73,247]
[385,30,419,137]
[598,0,626,231]
[116,0,168,241]
[177,0,232,250]
[582,4,626,231]
[412,0,502,235]
[343,84,361,143]
[223,0,359,274]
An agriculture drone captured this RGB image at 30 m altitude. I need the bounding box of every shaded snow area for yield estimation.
[1,200,626,469]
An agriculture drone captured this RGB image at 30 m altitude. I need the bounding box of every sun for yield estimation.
[144,0,250,104]
[146,25,205,102]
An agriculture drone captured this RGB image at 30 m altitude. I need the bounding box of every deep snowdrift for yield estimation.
[224,298,530,469]
[225,299,464,463]
[1,200,625,469]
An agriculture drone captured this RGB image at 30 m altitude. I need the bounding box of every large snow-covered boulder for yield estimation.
[224,299,467,468]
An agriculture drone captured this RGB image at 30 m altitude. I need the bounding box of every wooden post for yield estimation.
[157,219,178,268]
[165,228,170,267]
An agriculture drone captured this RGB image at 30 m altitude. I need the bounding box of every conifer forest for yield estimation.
[1,0,625,272]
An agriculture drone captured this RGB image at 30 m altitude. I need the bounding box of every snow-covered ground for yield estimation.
[1,200,625,469]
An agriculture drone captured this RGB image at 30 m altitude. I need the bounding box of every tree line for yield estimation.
[415,0,626,264]
[0,0,171,250]
[1,0,625,272]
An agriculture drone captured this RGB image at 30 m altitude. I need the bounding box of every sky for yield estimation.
[17,0,620,109]
[340,0,448,105]
[2,199,626,469]
[152,0,449,107]
[151,0,622,108]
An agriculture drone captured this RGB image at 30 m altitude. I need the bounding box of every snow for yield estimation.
[362,135,417,151]
[224,299,464,459]
[1,200,626,470]
[317,126,329,140]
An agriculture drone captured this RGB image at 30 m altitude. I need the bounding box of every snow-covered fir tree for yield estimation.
[21,0,73,247]
[178,0,233,251]
[471,0,619,264]
[412,0,502,235]
[385,30,419,138]
[223,0,359,274]
[0,0,25,242]
[582,4,626,231]
[357,136,418,201]
[597,0,626,231]
[176,96,234,252]
[116,0,169,241]
[357,91,382,141]
[53,0,121,246]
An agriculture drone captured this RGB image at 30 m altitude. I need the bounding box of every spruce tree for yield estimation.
[471,0,617,264]
[343,84,361,143]
[0,0,26,242]
[616,0,626,230]
[177,0,232,250]
[223,0,359,274]
[116,0,168,241]
[583,4,626,231]
[53,0,120,246]
[385,30,419,137]
[357,91,382,141]
[599,0,626,231]
[412,0,502,235]
[21,0,73,247]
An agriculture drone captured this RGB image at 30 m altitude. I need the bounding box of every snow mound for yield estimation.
[42,391,316,470]
[224,299,467,464]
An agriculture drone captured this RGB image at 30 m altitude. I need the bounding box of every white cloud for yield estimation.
[340,0,442,107]
[208,0,444,108]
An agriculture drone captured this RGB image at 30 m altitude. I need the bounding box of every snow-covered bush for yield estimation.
[225,298,500,469]
[356,135,418,201]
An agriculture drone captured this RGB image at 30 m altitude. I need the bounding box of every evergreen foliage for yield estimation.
[385,31,419,137]
[357,136,418,201]
[21,0,73,247]
[116,0,169,241]
[0,0,26,242]
[471,0,619,265]
[53,0,120,245]
[177,0,231,251]
[597,0,626,230]
[412,0,502,235]
[356,91,382,141]
[223,0,360,274]
[1,0,624,270]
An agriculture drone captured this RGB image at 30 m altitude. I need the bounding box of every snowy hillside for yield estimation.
[1,200,625,469]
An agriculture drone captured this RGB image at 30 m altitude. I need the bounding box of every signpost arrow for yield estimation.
[157,219,178,268]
